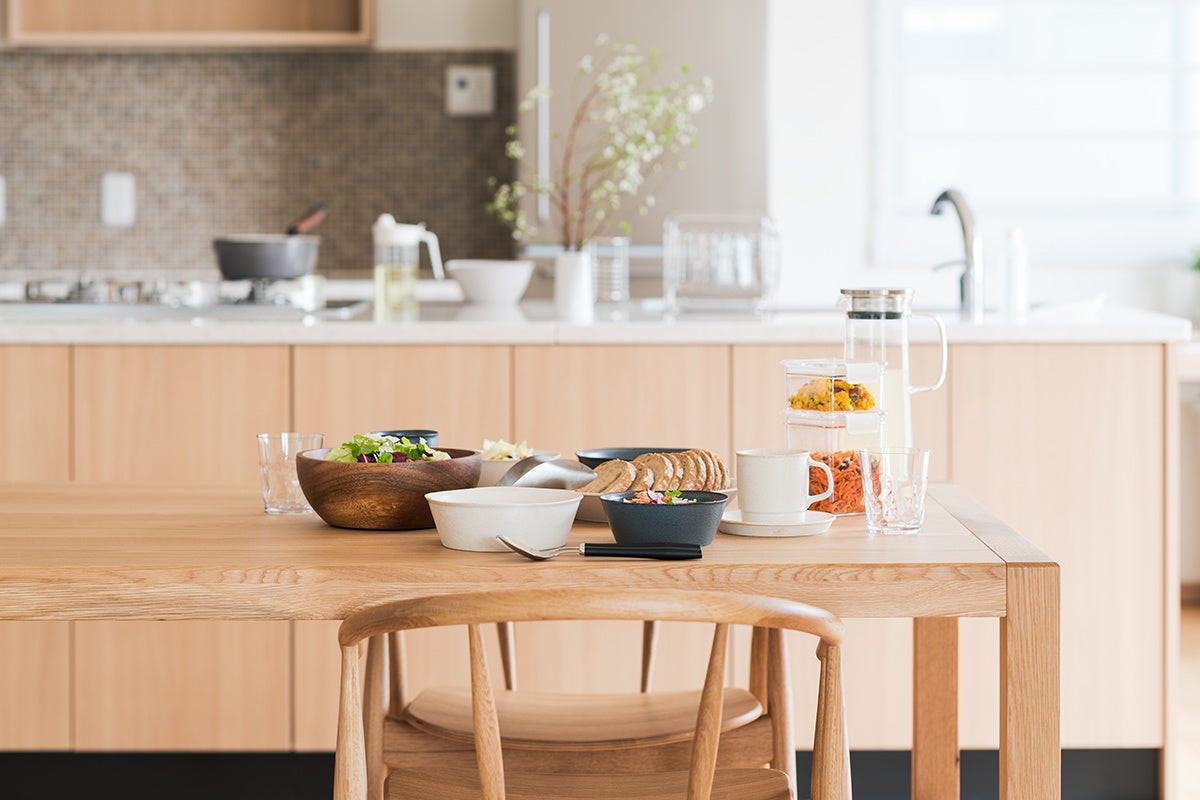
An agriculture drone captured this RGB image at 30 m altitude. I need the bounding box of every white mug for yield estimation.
[736,448,834,524]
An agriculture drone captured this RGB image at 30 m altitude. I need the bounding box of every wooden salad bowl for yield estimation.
[296,448,481,530]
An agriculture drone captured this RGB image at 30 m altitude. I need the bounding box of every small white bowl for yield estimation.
[427,486,582,552]
[477,450,561,487]
[446,259,534,306]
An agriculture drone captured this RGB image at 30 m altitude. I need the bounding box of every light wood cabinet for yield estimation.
[70,345,293,750]
[950,343,1167,748]
[73,345,290,483]
[512,345,732,464]
[74,621,291,750]
[0,345,71,482]
[7,0,372,47]
[0,346,72,748]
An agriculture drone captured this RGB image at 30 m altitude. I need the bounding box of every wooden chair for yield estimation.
[376,618,793,790]
[334,588,851,800]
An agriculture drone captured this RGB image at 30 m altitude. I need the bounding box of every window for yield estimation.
[873,0,1199,270]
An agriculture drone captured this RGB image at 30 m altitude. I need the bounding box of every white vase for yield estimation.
[553,250,595,323]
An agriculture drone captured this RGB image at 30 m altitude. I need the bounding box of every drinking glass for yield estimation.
[257,432,324,514]
[858,448,930,534]
[587,236,630,304]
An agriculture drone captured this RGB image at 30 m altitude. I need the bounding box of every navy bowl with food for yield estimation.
[599,489,729,547]
[576,447,689,469]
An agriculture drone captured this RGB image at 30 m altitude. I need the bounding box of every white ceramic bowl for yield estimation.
[446,259,534,306]
[427,486,582,552]
[477,450,561,487]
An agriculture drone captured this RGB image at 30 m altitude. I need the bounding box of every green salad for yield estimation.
[325,433,450,463]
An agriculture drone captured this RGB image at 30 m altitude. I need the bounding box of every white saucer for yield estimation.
[718,509,835,537]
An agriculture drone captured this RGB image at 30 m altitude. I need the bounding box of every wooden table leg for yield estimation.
[913,617,959,800]
[1000,563,1060,800]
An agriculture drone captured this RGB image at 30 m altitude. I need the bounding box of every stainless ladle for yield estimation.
[497,535,702,561]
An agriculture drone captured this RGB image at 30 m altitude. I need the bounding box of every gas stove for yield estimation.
[9,269,325,310]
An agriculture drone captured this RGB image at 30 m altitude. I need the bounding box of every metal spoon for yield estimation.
[496,457,596,489]
[497,535,702,561]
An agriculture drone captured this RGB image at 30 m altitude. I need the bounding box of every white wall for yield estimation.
[375,0,518,50]
[764,0,1183,315]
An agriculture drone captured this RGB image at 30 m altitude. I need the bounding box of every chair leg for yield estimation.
[364,635,388,800]
[497,621,518,691]
[387,631,407,717]
[749,626,769,706]
[335,644,367,800]
[768,628,797,798]
[811,641,851,800]
[641,620,659,693]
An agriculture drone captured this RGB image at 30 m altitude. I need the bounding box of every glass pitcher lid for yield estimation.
[839,287,914,319]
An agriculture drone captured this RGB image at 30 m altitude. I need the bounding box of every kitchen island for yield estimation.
[0,301,1188,798]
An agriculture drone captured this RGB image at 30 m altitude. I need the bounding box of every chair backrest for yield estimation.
[334,588,849,800]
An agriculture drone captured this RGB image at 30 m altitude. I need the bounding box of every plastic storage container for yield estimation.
[783,358,881,413]
[784,408,883,515]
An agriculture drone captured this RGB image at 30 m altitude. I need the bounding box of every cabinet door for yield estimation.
[730,343,950,749]
[292,345,512,449]
[291,345,513,749]
[513,344,732,464]
[74,621,291,750]
[8,0,371,45]
[950,343,1165,748]
[0,346,72,748]
[73,345,290,483]
[72,345,293,750]
[0,345,71,481]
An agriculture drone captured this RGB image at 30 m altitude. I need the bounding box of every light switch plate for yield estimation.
[445,65,495,116]
[101,172,136,227]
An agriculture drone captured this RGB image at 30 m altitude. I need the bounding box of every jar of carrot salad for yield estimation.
[783,408,884,515]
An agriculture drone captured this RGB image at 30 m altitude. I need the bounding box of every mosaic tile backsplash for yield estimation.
[0,50,517,276]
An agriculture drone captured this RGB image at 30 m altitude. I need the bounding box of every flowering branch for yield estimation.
[486,35,713,251]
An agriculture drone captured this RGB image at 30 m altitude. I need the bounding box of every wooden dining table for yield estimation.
[0,481,1059,800]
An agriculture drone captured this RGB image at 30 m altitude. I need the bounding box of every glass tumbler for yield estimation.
[257,432,325,514]
[858,448,930,534]
[587,236,630,304]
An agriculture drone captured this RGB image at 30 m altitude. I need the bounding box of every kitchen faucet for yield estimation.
[930,188,984,323]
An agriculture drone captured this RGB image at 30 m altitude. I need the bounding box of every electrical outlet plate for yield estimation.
[101,172,136,227]
[445,64,495,116]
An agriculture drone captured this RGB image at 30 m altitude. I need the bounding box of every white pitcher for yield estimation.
[372,214,444,280]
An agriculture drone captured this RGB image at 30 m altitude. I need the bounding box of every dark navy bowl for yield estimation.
[576,447,689,469]
[371,429,438,447]
[599,490,729,547]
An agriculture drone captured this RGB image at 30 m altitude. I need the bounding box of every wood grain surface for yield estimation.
[0,483,1006,621]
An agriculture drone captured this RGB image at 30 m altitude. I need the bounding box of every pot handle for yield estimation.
[910,312,948,395]
[421,230,445,280]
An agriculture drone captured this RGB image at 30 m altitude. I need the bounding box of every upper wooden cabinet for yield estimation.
[6,0,373,47]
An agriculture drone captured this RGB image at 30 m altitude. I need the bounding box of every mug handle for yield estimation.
[808,457,834,503]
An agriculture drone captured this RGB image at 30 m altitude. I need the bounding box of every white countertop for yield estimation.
[0,298,1189,345]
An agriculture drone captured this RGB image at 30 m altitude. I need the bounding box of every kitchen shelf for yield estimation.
[6,0,373,48]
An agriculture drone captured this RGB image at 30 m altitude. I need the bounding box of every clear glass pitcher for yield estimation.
[373,215,444,322]
[839,288,947,447]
